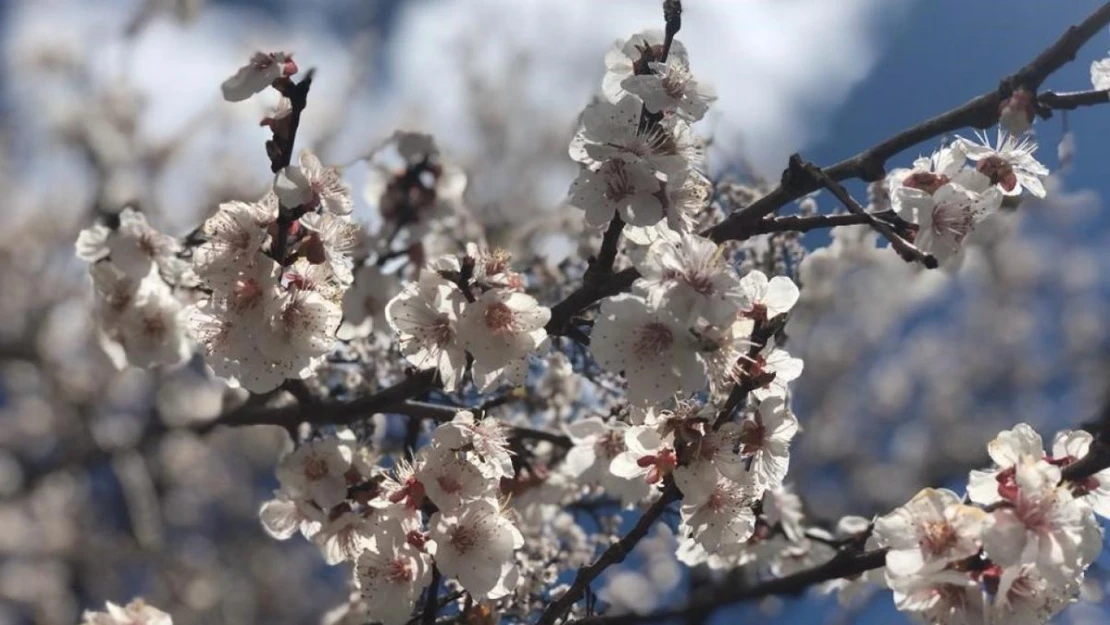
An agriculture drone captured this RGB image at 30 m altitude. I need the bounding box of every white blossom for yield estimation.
[610,425,676,486]
[355,542,433,625]
[980,458,1102,586]
[259,491,325,540]
[680,475,756,555]
[457,289,549,384]
[430,411,514,481]
[737,270,800,323]
[562,417,651,504]
[221,51,297,102]
[1091,54,1110,90]
[1052,429,1110,519]
[385,273,468,390]
[955,131,1048,198]
[274,150,353,215]
[77,208,177,279]
[275,438,354,511]
[427,498,521,599]
[622,56,717,122]
[590,293,703,405]
[602,30,689,104]
[872,488,985,578]
[634,230,744,326]
[737,397,799,491]
[415,443,497,511]
[568,159,665,228]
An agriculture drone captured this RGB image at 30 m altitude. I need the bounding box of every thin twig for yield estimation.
[1038,89,1110,114]
[537,482,681,625]
[792,155,937,269]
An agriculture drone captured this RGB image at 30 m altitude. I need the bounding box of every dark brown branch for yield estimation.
[792,156,937,269]
[545,268,638,337]
[268,70,314,173]
[1038,89,1110,114]
[584,215,626,284]
[575,548,889,625]
[421,567,442,625]
[747,212,871,235]
[706,1,1110,243]
[194,370,438,434]
[537,483,681,625]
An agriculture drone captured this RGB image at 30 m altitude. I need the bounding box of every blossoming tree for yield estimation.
[37,1,1110,624]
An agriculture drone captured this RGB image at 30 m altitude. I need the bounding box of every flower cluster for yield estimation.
[186,170,356,392]
[870,424,1107,624]
[385,244,550,392]
[888,131,1047,264]
[259,411,523,625]
[76,207,189,369]
[568,30,713,232]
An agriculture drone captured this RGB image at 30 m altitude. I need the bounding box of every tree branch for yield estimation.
[537,483,681,625]
[1038,89,1110,114]
[706,1,1110,242]
[544,3,1110,338]
[792,155,937,269]
[194,370,438,434]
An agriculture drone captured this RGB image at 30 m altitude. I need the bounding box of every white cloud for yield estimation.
[384,0,914,176]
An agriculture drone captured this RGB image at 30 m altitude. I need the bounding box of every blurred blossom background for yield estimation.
[3,0,1110,623]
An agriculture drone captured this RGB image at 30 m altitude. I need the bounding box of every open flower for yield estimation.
[610,426,677,486]
[275,438,354,511]
[568,159,665,227]
[622,55,716,122]
[427,498,522,599]
[562,417,651,504]
[980,458,1102,587]
[356,541,433,625]
[634,231,744,326]
[872,488,985,578]
[737,397,799,491]
[680,476,757,554]
[590,293,704,405]
[736,270,800,323]
[457,288,549,380]
[955,131,1048,198]
[430,411,514,481]
[385,273,468,390]
[415,443,497,511]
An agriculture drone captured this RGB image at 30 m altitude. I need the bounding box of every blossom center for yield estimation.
[634,322,674,355]
[386,558,414,584]
[142,313,167,340]
[919,520,957,556]
[931,203,973,242]
[484,301,515,333]
[903,172,949,195]
[602,160,635,202]
[302,455,330,481]
[976,156,1018,192]
[448,525,480,553]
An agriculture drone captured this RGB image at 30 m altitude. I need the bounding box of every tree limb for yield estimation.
[706,1,1110,242]
[537,483,681,625]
